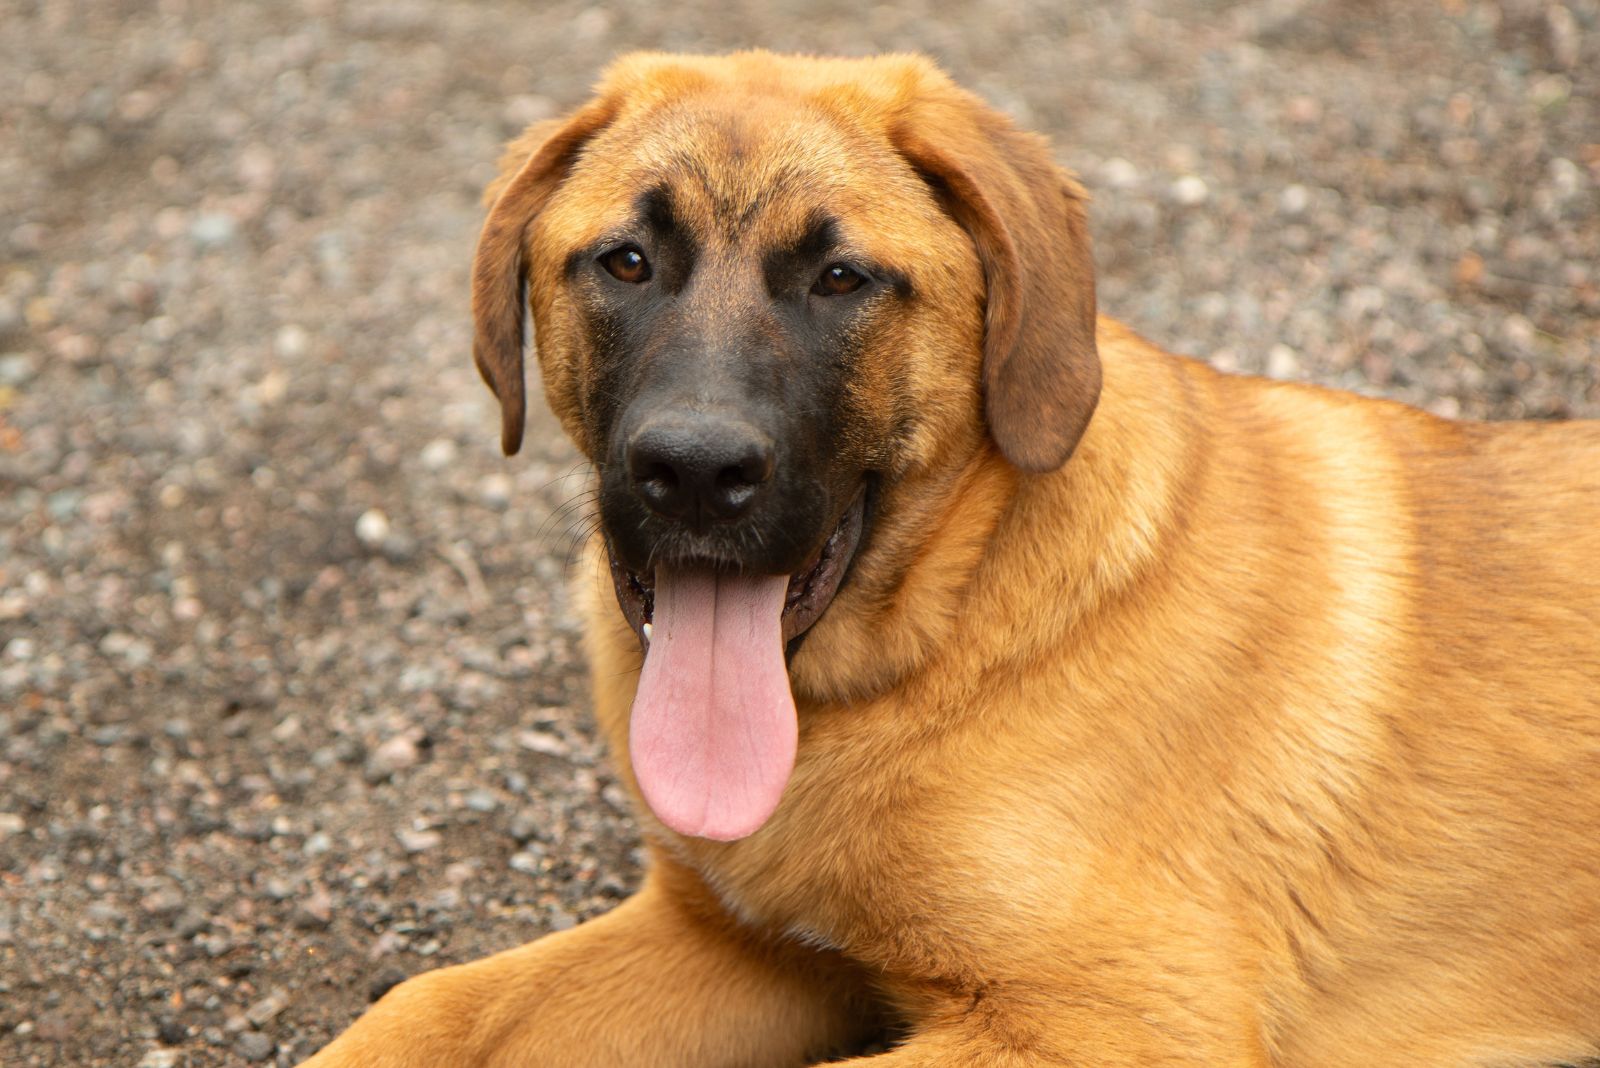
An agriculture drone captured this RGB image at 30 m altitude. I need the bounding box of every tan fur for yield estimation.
[303,52,1600,1067]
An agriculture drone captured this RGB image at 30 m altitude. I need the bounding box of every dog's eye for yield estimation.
[812,263,866,296]
[600,245,652,284]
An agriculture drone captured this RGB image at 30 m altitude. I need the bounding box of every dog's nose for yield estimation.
[626,416,775,526]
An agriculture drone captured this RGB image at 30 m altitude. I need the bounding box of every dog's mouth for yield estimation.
[606,486,868,653]
[604,487,868,843]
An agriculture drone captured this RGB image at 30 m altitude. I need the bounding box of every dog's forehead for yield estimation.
[574,92,919,243]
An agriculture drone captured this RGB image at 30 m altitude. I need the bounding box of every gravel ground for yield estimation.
[1,1,1596,1065]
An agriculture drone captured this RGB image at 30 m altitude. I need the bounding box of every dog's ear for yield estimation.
[894,99,1100,472]
[472,99,616,456]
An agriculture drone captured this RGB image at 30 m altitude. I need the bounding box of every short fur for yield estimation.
[305,51,1600,1068]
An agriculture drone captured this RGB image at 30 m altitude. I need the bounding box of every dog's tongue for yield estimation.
[629,567,796,841]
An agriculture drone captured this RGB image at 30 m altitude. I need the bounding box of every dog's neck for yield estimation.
[791,324,1200,706]
[971,332,1204,674]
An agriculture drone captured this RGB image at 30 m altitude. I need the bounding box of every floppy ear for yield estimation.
[894,102,1100,472]
[471,98,616,456]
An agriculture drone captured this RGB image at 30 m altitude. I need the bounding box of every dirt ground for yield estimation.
[1,0,1596,1064]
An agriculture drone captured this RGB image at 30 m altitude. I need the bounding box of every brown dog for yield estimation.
[302,52,1600,1067]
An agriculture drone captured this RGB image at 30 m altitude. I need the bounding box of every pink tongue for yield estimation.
[629,567,796,841]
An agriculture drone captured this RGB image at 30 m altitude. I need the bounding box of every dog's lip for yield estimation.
[606,486,869,653]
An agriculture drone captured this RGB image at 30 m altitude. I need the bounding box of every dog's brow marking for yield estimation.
[671,155,738,232]
[637,185,680,233]
[800,214,843,261]
[668,149,812,242]
[633,184,701,294]
[733,168,807,235]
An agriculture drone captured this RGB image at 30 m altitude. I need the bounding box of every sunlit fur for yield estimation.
[304,52,1600,1068]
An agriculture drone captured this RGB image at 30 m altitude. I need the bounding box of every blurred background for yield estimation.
[1,0,1596,1064]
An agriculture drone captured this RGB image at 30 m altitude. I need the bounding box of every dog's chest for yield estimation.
[675,725,1082,977]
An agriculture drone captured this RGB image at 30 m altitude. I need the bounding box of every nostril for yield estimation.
[640,461,680,491]
[705,449,771,520]
[714,469,758,515]
[633,461,682,517]
[745,449,776,485]
[715,464,755,492]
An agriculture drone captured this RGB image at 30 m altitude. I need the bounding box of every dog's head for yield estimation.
[472,52,1098,839]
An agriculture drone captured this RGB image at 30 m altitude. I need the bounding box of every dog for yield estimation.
[302,51,1600,1067]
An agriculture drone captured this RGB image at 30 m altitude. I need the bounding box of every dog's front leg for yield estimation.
[298,858,875,1068]
[825,991,1270,1068]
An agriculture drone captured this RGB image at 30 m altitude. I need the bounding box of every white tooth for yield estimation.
[641,622,653,642]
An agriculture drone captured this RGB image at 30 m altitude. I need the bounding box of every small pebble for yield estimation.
[274,323,310,359]
[1099,157,1140,189]
[1279,184,1310,217]
[245,990,288,1027]
[233,1031,275,1062]
[293,885,335,930]
[419,438,458,470]
[517,729,569,757]
[174,911,209,939]
[1170,175,1209,205]
[396,827,443,854]
[0,352,37,385]
[365,733,421,781]
[479,473,513,510]
[189,213,238,247]
[508,811,543,843]
[355,509,391,548]
[156,1017,188,1046]
[1267,344,1301,379]
[368,969,409,1004]
[139,888,184,918]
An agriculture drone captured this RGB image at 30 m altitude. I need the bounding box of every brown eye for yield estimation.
[600,245,651,284]
[812,263,865,296]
